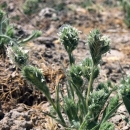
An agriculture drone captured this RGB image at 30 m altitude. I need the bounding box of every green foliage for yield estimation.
[88,89,109,118]
[22,0,39,15]
[0,9,14,49]
[22,66,66,126]
[99,122,114,130]
[0,9,15,57]
[81,58,99,80]
[102,95,120,123]
[4,19,130,130]
[54,2,65,11]
[69,64,83,88]
[121,0,130,12]
[79,113,96,130]
[87,29,110,66]
[17,30,42,45]
[81,0,94,8]
[58,25,79,54]
[7,46,29,69]
[63,97,79,124]
[22,65,49,94]
[119,75,130,96]
[79,89,111,129]
[0,9,5,21]
[58,25,120,129]
[58,25,80,65]
[0,8,41,65]
[105,95,119,116]
[121,0,130,27]
[96,81,111,93]
[0,2,7,9]
[122,96,130,114]
[119,75,130,114]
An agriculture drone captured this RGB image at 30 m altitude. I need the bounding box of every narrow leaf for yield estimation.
[102,103,122,123]
[91,124,100,130]
[41,111,66,127]
[122,96,130,115]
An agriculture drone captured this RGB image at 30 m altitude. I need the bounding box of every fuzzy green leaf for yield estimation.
[88,89,109,118]
[7,46,29,69]
[87,29,110,65]
[63,97,79,125]
[22,65,49,94]
[96,81,110,93]
[81,58,99,80]
[70,64,83,88]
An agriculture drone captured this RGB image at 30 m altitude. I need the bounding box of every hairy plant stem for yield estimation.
[0,35,13,41]
[86,64,95,108]
[68,53,75,66]
[46,93,66,126]
[18,32,38,44]
[79,111,91,130]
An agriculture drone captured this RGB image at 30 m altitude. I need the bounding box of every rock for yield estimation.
[44,24,56,36]
[39,8,56,19]
[16,107,24,113]
[43,50,53,58]
[103,49,125,62]
[0,105,33,129]
[10,110,23,118]
[117,105,127,114]
[76,7,87,14]
[110,115,122,124]
[35,36,56,45]
[110,73,121,83]
[20,120,33,129]
[122,126,129,130]
[8,3,15,12]
[0,125,10,130]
